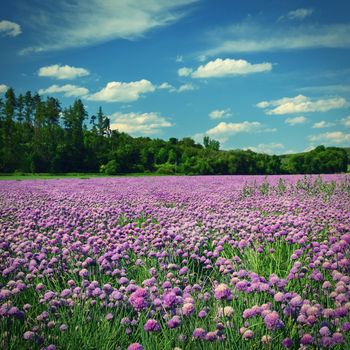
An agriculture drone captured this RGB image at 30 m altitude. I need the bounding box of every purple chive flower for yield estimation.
[178,266,188,275]
[300,334,313,345]
[105,313,114,321]
[198,309,207,318]
[332,332,344,344]
[206,331,217,342]
[127,343,144,350]
[282,338,293,348]
[144,319,160,332]
[59,324,68,332]
[192,328,206,339]
[129,288,148,311]
[242,330,254,340]
[319,326,331,337]
[167,315,181,329]
[162,292,177,308]
[214,283,232,300]
[23,331,35,340]
[182,302,195,316]
[264,311,284,330]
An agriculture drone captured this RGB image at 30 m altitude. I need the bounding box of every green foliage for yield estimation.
[0,88,348,175]
[100,159,119,175]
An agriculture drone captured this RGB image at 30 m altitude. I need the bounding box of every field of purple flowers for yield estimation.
[0,175,350,350]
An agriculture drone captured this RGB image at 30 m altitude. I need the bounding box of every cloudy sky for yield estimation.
[1,0,350,154]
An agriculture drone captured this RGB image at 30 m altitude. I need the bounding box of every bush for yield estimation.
[155,163,175,174]
[100,160,119,175]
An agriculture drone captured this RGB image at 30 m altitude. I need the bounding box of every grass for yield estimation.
[0,172,177,180]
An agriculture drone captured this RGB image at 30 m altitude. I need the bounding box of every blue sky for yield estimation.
[1,0,350,154]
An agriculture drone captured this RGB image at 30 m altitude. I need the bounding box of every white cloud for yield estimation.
[38,64,90,80]
[312,121,335,129]
[257,95,349,115]
[158,82,175,91]
[308,131,350,144]
[197,121,275,143]
[38,84,89,97]
[191,58,272,78]
[158,82,197,93]
[109,112,173,135]
[19,0,197,53]
[297,85,350,94]
[0,84,8,93]
[177,83,197,93]
[209,108,232,120]
[341,116,350,128]
[0,20,22,37]
[285,116,307,125]
[203,22,350,56]
[244,142,285,155]
[88,80,156,103]
[178,67,193,77]
[286,8,314,21]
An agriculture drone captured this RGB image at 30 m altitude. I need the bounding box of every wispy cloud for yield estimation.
[285,116,307,125]
[279,8,314,22]
[177,83,197,92]
[0,20,22,37]
[308,131,350,144]
[341,116,350,127]
[0,84,8,93]
[180,58,272,78]
[297,84,350,94]
[244,142,285,155]
[109,111,173,135]
[312,121,335,129]
[88,80,156,103]
[38,84,89,97]
[38,64,90,80]
[195,121,276,143]
[257,95,349,115]
[209,108,232,120]
[19,0,197,54]
[202,21,350,56]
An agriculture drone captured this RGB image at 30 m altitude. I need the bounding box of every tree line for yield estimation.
[0,88,348,175]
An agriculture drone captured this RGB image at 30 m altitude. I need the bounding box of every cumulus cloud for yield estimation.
[0,20,22,37]
[244,142,285,155]
[158,82,175,91]
[178,67,193,77]
[257,95,349,115]
[285,116,307,125]
[341,116,350,127]
[209,108,232,119]
[38,84,89,97]
[158,82,197,93]
[0,84,8,93]
[312,121,335,129]
[38,64,90,80]
[202,22,350,56]
[190,58,272,78]
[109,112,173,135]
[88,80,156,103]
[308,131,350,144]
[195,121,275,143]
[19,0,197,53]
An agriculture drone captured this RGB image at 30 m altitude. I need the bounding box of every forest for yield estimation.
[0,88,348,175]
